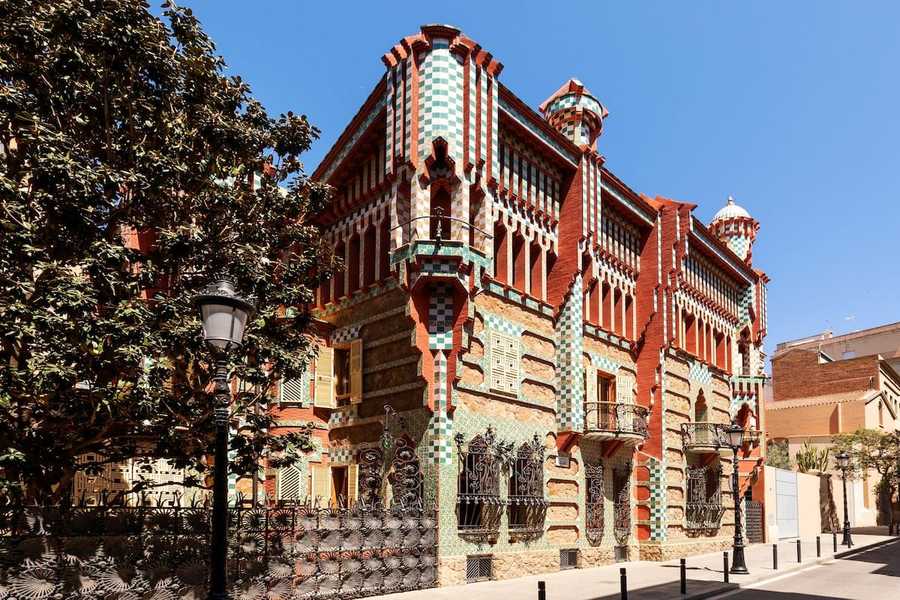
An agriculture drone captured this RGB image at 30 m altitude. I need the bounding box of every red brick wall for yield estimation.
[771,349,878,401]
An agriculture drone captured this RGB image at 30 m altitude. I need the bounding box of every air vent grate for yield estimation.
[466,554,493,582]
[560,548,579,569]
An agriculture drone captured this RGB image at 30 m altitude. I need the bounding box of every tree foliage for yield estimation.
[765,439,792,470]
[0,0,333,501]
[832,429,900,482]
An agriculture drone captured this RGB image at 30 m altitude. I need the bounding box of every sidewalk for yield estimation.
[370,530,897,600]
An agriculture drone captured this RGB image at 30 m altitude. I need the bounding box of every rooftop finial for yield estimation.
[727,195,735,205]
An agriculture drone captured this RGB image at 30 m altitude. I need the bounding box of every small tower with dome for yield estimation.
[539,79,608,149]
[710,195,759,265]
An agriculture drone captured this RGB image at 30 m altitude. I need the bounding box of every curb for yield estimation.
[681,536,899,600]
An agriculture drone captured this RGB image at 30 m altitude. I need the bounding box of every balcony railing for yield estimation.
[681,422,723,452]
[584,402,649,442]
[392,209,493,244]
[681,424,762,452]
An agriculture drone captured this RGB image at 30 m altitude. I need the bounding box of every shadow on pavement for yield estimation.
[585,579,738,600]
[723,593,846,599]
[837,538,900,577]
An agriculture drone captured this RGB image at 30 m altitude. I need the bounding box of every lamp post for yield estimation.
[723,424,749,574]
[835,451,853,547]
[195,278,255,600]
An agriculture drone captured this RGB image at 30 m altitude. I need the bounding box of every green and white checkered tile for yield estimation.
[688,360,713,386]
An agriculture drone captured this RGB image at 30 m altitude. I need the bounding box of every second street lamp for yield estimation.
[723,424,749,575]
[195,278,255,600]
[835,451,853,547]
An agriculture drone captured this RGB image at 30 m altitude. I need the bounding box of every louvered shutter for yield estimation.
[313,346,335,408]
[349,339,363,404]
[280,378,305,405]
[278,465,302,500]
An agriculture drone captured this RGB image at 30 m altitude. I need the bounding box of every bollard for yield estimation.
[833,531,837,552]
[723,552,729,583]
[773,543,778,570]
[620,567,628,600]
[797,539,801,562]
[538,581,546,600]
[817,536,821,558]
[680,558,686,595]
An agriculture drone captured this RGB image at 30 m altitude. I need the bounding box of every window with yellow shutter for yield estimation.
[350,339,363,404]
[313,345,335,409]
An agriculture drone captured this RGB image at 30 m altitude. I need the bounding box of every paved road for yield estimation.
[711,538,900,600]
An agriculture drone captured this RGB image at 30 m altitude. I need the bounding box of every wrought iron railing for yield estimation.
[455,428,506,539]
[681,422,723,449]
[685,501,725,530]
[685,464,724,531]
[391,208,493,244]
[584,402,649,438]
[507,435,547,538]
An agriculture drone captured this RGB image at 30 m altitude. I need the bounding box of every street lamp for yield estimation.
[723,423,749,575]
[835,451,853,547]
[195,277,255,600]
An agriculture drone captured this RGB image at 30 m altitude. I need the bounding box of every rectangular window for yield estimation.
[489,331,519,395]
[333,347,351,405]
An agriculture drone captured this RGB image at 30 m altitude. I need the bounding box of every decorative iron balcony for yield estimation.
[680,422,723,453]
[685,501,725,531]
[583,402,649,444]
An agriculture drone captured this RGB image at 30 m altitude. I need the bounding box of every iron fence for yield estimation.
[0,498,438,599]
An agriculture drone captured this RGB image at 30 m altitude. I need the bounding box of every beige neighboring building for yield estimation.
[775,321,900,375]
[767,333,900,527]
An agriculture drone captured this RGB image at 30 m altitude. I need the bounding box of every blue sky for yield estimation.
[184,1,900,355]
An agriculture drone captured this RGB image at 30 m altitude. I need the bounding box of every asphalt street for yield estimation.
[710,538,900,600]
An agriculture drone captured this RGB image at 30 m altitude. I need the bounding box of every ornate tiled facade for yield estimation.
[261,24,770,587]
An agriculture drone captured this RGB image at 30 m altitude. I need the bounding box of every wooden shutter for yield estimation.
[350,339,363,404]
[347,463,359,506]
[616,373,634,404]
[310,463,331,506]
[314,346,335,408]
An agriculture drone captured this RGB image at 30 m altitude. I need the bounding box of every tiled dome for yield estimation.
[712,196,751,222]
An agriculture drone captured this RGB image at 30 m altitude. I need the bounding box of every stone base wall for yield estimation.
[638,537,732,561]
[438,544,639,586]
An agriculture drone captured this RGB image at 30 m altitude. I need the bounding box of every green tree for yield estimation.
[0,0,333,501]
[833,429,900,522]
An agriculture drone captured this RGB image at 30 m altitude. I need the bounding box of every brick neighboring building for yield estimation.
[266,24,769,583]
[767,343,900,526]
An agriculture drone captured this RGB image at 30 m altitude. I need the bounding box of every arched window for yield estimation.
[333,241,345,299]
[347,234,360,294]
